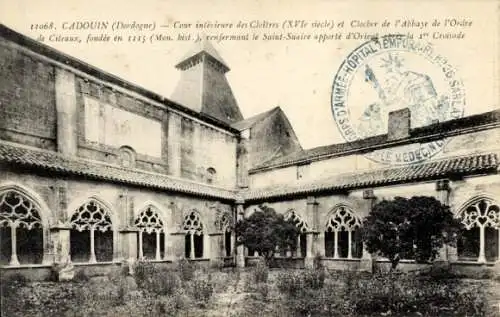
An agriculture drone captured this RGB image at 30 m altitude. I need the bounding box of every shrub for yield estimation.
[150,268,181,296]
[276,268,325,298]
[73,269,89,282]
[133,261,180,296]
[176,258,197,281]
[302,268,326,290]
[252,260,269,284]
[276,271,303,297]
[191,278,214,307]
[255,282,269,300]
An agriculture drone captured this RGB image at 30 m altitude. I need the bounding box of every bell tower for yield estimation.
[171,39,243,124]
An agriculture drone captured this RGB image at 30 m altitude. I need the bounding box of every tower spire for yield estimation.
[171,38,243,124]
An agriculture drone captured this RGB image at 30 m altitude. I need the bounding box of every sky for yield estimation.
[1,0,498,149]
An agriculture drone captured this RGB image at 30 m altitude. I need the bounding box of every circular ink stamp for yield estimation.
[331,34,466,165]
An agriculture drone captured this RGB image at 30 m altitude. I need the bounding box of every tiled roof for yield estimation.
[0,142,237,200]
[252,110,500,172]
[176,38,230,70]
[244,152,499,201]
[231,107,280,131]
[0,142,497,202]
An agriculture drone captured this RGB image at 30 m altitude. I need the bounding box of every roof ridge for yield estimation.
[244,151,498,201]
[251,110,500,172]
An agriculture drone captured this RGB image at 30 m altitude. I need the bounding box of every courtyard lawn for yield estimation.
[2,262,500,317]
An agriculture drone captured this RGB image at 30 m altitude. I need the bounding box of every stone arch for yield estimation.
[134,202,169,261]
[182,209,205,259]
[324,203,363,259]
[452,190,498,216]
[68,196,115,263]
[0,182,50,226]
[182,209,204,235]
[283,209,309,258]
[0,182,49,265]
[134,201,170,232]
[67,195,117,229]
[284,209,309,232]
[117,145,136,168]
[325,203,362,231]
[455,195,500,263]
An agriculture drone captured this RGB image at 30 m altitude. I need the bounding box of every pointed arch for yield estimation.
[69,196,114,263]
[284,209,309,258]
[455,195,499,263]
[325,204,362,231]
[324,204,363,259]
[284,209,309,232]
[0,183,47,266]
[183,209,204,259]
[134,201,169,233]
[0,182,50,226]
[134,202,168,261]
[182,209,204,235]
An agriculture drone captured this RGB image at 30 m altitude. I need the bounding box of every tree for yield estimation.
[362,196,462,270]
[235,205,299,264]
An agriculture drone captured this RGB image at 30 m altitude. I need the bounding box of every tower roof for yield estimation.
[171,39,243,124]
[175,37,230,72]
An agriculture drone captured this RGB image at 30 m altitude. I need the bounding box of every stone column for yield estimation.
[235,202,245,268]
[118,191,138,272]
[361,189,375,272]
[436,180,454,264]
[305,196,317,269]
[55,69,77,156]
[167,111,182,177]
[208,232,223,267]
[155,231,161,261]
[237,131,250,188]
[192,123,202,181]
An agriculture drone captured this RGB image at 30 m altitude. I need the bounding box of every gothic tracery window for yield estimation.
[0,190,43,265]
[284,210,308,258]
[325,205,363,259]
[457,198,499,263]
[70,199,113,263]
[134,206,166,261]
[183,211,204,259]
[218,212,233,257]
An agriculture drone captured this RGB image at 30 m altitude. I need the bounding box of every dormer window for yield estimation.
[206,167,216,184]
[118,146,136,168]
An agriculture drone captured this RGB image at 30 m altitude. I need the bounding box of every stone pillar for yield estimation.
[237,131,250,188]
[118,191,138,271]
[236,202,245,268]
[193,123,202,181]
[208,232,223,267]
[55,69,77,156]
[436,180,454,264]
[361,189,376,272]
[203,231,211,259]
[305,196,317,269]
[50,224,72,263]
[167,111,182,177]
[120,228,138,274]
[115,191,133,262]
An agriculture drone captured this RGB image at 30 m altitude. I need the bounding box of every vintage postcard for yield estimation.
[0,0,499,316]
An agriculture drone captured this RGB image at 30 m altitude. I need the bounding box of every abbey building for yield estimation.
[0,24,499,279]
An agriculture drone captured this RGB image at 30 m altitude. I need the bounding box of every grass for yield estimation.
[1,264,500,317]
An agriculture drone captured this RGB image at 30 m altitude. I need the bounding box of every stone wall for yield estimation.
[248,127,500,188]
[0,167,235,271]
[0,39,57,150]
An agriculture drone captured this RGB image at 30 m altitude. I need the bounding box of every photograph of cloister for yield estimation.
[0,21,500,316]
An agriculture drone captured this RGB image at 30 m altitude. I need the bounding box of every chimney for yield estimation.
[387,108,411,141]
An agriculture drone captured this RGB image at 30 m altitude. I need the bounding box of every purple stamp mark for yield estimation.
[331,34,466,165]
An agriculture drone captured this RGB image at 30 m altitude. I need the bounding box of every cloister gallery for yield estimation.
[0,24,499,279]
